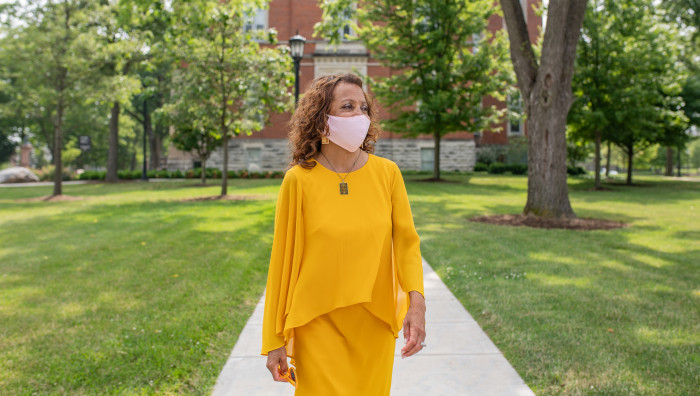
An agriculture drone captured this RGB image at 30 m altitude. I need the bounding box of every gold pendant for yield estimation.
[339,182,348,195]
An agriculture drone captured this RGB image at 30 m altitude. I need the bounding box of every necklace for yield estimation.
[319,150,362,195]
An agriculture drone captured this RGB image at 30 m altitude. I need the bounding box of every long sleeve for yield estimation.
[261,170,304,355]
[391,163,424,297]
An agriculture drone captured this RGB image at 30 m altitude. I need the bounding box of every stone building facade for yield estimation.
[166,0,541,172]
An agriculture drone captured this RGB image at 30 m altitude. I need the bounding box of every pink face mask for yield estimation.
[326,114,371,152]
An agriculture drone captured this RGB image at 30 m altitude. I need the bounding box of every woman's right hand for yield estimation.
[266,345,289,382]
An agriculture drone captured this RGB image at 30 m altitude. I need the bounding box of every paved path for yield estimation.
[211,258,535,396]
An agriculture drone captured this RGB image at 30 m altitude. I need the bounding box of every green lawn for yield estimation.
[1,175,698,395]
[404,174,699,396]
[0,180,281,395]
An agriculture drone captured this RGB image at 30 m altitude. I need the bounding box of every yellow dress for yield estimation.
[261,153,424,395]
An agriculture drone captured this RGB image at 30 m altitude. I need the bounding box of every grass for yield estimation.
[0,180,281,395]
[1,174,698,395]
[404,173,699,395]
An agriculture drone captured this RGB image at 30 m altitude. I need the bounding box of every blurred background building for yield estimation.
[166,0,542,172]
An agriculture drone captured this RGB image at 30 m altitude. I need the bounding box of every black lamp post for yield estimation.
[289,32,306,108]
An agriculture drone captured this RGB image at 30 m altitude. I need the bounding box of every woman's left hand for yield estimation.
[401,290,426,358]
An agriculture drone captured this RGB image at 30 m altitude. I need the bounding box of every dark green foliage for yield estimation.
[567,166,587,176]
[0,133,16,163]
[78,171,106,180]
[488,162,507,174]
[506,164,528,175]
[117,170,133,180]
[474,163,489,172]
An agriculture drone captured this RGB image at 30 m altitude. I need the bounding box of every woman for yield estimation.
[262,73,426,395]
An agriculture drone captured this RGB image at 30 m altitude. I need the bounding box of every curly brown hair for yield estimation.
[288,73,381,169]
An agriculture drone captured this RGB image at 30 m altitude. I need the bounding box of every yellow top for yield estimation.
[261,153,424,356]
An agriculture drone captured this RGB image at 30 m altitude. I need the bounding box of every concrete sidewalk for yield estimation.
[211,258,535,396]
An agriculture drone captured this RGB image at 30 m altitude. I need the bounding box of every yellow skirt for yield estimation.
[293,303,396,395]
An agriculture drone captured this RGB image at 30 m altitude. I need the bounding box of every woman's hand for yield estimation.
[401,290,426,359]
[266,345,289,382]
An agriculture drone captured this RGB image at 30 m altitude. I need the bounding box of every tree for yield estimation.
[316,0,513,181]
[574,1,688,185]
[568,0,618,189]
[119,0,176,171]
[167,0,292,194]
[499,0,587,218]
[5,0,104,196]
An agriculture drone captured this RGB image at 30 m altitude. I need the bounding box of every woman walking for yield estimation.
[262,73,426,395]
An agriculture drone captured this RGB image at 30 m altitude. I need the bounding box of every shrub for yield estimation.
[78,171,103,180]
[185,169,194,179]
[506,164,528,175]
[209,168,221,179]
[227,170,238,179]
[272,171,284,179]
[156,170,169,178]
[567,166,586,176]
[476,145,507,165]
[473,163,489,172]
[239,170,249,179]
[173,170,184,178]
[488,162,507,174]
[117,170,132,180]
[147,170,157,178]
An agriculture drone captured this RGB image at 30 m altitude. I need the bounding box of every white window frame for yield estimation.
[244,145,263,171]
[244,8,268,36]
[507,94,523,136]
[420,146,435,172]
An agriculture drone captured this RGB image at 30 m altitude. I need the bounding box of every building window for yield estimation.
[246,147,262,172]
[244,9,268,33]
[421,147,434,171]
[472,33,482,53]
[508,94,523,136]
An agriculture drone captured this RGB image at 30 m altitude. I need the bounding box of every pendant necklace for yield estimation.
[319,150,361,195]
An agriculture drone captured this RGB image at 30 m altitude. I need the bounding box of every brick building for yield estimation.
[166,0,542,172]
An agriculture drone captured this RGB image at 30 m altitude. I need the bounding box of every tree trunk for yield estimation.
[594,131,601,189]
[605,141,611,177]
[106,101,120,182]
[146,109,159,170]
[221,132,229,196]
[665,146,673,176]
[626,144,633,185]
[523,82,576,218]
[433,129,441,181]
[500,0,586,219]
[201,158,207,184]
[130,150,136,171]
[52,99,64,197]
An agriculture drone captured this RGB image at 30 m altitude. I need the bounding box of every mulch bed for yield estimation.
[469,214,627,231]
[180,195,272,202]
[16,195,85,202]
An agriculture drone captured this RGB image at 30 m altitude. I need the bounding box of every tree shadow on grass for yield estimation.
[415,197,698,395]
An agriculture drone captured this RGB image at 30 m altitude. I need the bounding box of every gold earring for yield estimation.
[321,135,329,144]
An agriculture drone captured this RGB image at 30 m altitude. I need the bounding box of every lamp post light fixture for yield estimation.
[289,32,306,108]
